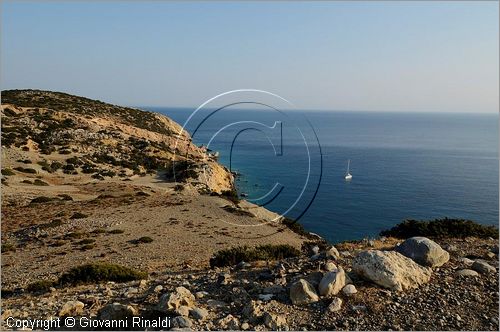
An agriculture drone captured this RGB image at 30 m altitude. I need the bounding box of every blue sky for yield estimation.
[1,1,498,112]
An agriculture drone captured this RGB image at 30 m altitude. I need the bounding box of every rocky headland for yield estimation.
[1,90,499,331]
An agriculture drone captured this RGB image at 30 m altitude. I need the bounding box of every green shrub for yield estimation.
[59,263,147,285]
[80,244,95,250]
[33,179,49,186]
[64,232,84,239]
[210,244,301,268]
[380,218,499,239]
[40,219,63,229]
[30,196,55,204]
[220,189,240,204]
[281,217,319,240]
[222,205,254,217]
[108,229,124,234]
[70,212,88,219]
[91,228,106,234]
[27,280,55,293]
[13,167,36,174]
[1,168,15,176]
[77,239,95,245]
[21,180,33,184]
[1,242,15,253]
[51,240,66,247]
[135,236,153,244]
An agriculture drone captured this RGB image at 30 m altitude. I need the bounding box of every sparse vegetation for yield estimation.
[70,212,88,219]
[27,280,55,293]
[13,166,36,174]
[33,179,49,186]
[39,219,63,229]
[1,168,15,176]
[108,229,125,234]
[30,196,55,204]
[57,194,73,201]
[210,244,301,268]
[1,242,16,253]
[380,218,499,239]
[134,236,153,244]
[220,189,240,204]
[58,263,147,285]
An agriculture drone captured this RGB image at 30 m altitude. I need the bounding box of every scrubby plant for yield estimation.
[134,236,153,244]
[33,179,49,186]
[77,239,95,245]
[30,196,55,204]
[40,219,63,229]
[58,263,147,285]
[1,168,15,176]
[380,218,499,239]
[27,280,55,293]
[220,189,240,204]
[108,229,125,234]
[210,244,301,267]
[13,166,36,174]
[1,242,15,253]
[57,194,73,201]
[70,212,88,219]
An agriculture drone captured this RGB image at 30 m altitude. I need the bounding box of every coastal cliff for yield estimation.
[1,90,498,331]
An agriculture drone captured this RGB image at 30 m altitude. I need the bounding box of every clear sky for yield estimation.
[1,1,498,113]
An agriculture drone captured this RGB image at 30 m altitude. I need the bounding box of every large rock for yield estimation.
[157,286,195,312]
[395,237,449,267]
[318,267,346,297]
[97,303,137,320]
[471,260,496,274]
[289,279,319,305]
[326,246,340,260]
[352,250,432,291]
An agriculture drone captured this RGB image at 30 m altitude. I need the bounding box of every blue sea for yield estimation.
[146,107,499,243]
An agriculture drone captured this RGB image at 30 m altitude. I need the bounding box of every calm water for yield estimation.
[146,107,499,243]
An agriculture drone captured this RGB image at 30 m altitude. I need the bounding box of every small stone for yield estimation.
[241,322,250,330]
[472,260,496,274]
[58,301,84,317]
[455,269,479,277]
[97,303,137,320]
[218,273,232,285]
[139,280,147,288]
[195,291,208,299]
[325,261,337,272]
[218,314,239,330]
[318,267,346,296]
[263,312,287,330]
[342,284,357,296]
[258,294,273,301]
[154,285,163,292]
[157,286,195,312]
[312,245,320,254]
[289,279,319,305]
[326,246,340,259]
[190,307,209,320]
[175,305,190,317]
[327,297,342,312]
[172,316,192,328]
[458,257,474,265]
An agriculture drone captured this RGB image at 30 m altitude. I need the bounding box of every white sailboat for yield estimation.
[344,159,352,180]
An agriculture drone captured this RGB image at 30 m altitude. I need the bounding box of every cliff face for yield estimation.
[1,89,233,193]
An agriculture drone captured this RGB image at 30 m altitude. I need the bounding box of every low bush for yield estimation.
[30,196,54,204]
[59,263,147,285]
[1,168,15,176]
[33,179,49,186]
[40,219,63,229]
[108,229,124,234]
[210,244,301,267]
[1,242,15,253]
[134,236,153,244]
[27,280,55,293]
[380,218,499,239]
[220,189,240,204]
[13,167,36,174]
[70,212,88,219]
[77,239,95,245]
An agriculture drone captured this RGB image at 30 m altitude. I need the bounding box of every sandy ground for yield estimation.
[1,173,306,290]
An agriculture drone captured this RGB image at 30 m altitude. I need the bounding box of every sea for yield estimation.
[145,107,499,244]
